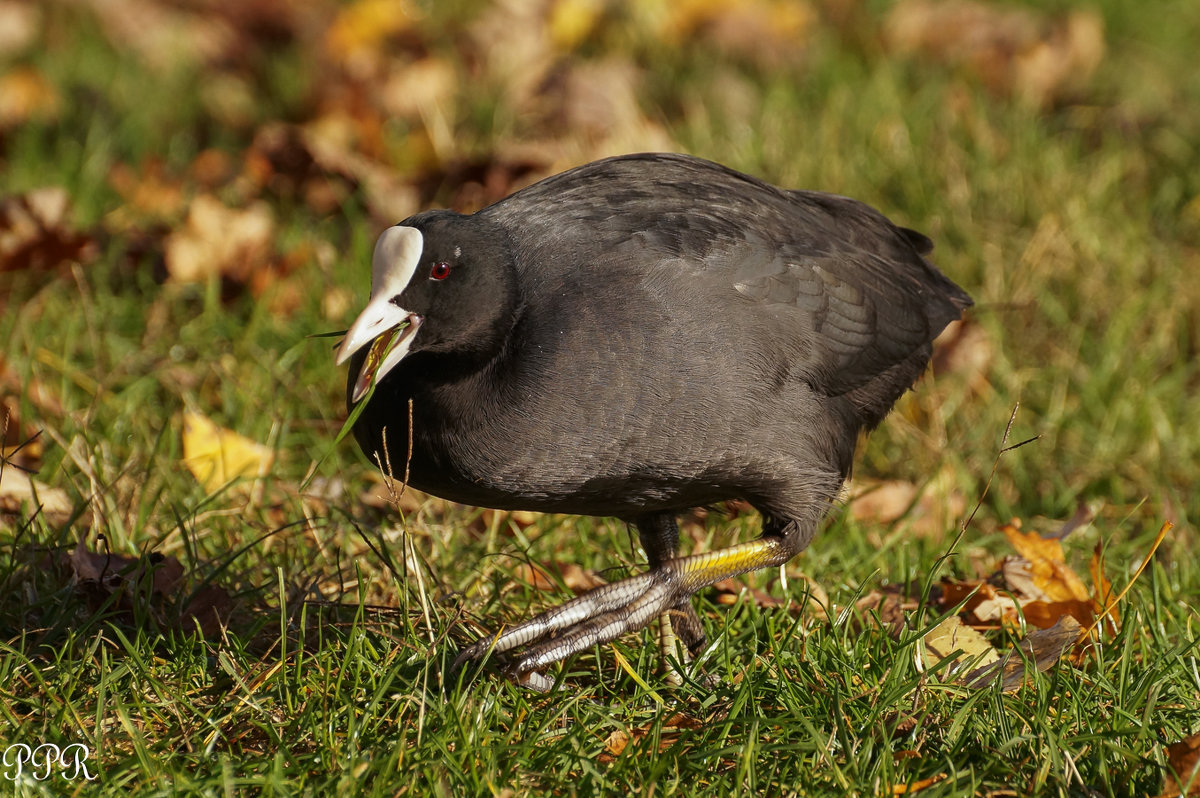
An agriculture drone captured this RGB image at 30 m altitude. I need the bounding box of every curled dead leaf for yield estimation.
[961,615,1081,692]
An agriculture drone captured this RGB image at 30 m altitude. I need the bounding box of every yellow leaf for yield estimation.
[550,0,604,51]
[326,0,416,62]
[181,411,273,493]
[919,615,999,673]
[1001,523,1092,603]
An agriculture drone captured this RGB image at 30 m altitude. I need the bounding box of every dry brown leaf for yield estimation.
[181,583,233,638]
[961,615,1081,691]
[69,537,184,595]
[359,479,428,515]
[380,57,458,124]
[884,0,1104,108]
[531,59,676,160]
[941,578,1015,625]
[165,195,275,284]
[1163,733,1200,797]
[856,587,914,637]
[0,466,72,521]
[847,470,966,536]
[515,562,605,594]
[0,355,65,420]
[244,122,417,222]
[0,65,60,128]
[181,411,274,493]
[515,563,558,592]
[712,577,788,610]
[469,0,557,112]
[0,187,97,274]
[65,537,232,638]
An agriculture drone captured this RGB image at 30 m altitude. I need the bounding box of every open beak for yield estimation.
[335,297,423,403]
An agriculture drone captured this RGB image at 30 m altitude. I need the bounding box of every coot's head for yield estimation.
[336,210,517,403]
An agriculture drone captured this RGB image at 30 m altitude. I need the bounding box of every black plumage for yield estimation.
[336,153,972,685]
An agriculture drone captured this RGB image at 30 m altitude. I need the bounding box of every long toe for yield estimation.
[455,566,686,678]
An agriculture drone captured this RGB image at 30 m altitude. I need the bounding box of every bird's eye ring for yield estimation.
[430,262,451,280]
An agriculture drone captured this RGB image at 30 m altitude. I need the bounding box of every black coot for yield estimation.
[336,153,972,685]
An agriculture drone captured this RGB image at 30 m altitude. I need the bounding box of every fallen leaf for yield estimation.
[63,537,232,638]
[164,195,275,284]
[892,772,949,794]
[599,711,704,762]
[1001,523,1092,602]
[1163,733,1200,797]
[1,399,42,471]
[0,65,60,128]
[0,187,97,274]
[181,411,274,493]
[69,537,183,596]
[961,615,1081,691]
[243,122,417,222]
[942,578,1015,625]
[856,587,914,637]
[325,0,419,76]
[884,0,1105,108]
[647,0,817,69]
[712,577,788,610]
[0,466,73,522]
[181,583,233,637]
[107,160,187,224]
[919,614,999,674]
[847,470,966,536]
[515,562,605,594]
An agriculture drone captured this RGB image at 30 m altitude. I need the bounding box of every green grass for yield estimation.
[3,1,1199,795]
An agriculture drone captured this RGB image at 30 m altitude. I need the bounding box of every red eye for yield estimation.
[430,262,451,280]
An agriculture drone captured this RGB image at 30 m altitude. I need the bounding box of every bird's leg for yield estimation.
[636,514,707,684]
[454,507,823,683]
